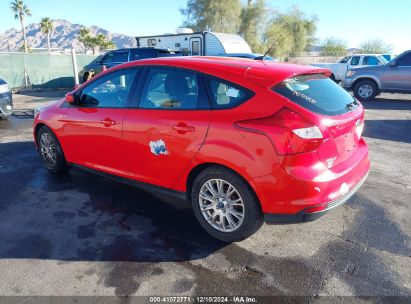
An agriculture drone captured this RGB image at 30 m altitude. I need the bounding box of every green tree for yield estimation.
[263,6,317,59]
[320,37,348,55]
[40,17,54,53]
[181,0,242,33]
[359,39,392,54]
[18,42,31,52]
[78,28,94,53]
[94,33,116,52]
[10,0,31,53]
[239,0,266,53]
[78,28,115,54]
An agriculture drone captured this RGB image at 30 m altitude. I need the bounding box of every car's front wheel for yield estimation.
[353,79,378,101]
[37,126,68,173]
[191,166,263,242]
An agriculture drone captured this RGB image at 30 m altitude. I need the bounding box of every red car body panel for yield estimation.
[122,109,211,188]
[34,56,370,219]
[61,107,128,175]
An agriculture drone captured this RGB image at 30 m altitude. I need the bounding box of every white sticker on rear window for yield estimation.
[292,91,317,104]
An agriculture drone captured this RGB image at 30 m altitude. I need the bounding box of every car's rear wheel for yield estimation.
[191,166,263,242]
[37,126,68,173]
[353,79,378,101]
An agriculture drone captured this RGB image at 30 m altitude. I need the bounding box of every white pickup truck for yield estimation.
[312,54,388,82]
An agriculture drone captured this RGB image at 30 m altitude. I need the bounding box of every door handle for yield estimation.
[173,122,195,134]
[101,118,116,126]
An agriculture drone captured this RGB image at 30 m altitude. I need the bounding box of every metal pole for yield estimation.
[71,48,79,86]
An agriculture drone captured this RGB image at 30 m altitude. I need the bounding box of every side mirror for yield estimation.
[65,92,77,104]
[389,61,397,67]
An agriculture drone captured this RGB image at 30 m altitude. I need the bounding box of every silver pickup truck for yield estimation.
[312,54,388,82]
[343,50,411,101]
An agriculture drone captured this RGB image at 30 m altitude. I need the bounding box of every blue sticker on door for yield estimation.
[149,139,169,156]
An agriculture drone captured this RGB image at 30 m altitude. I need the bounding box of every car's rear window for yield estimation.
[272,74,357,116]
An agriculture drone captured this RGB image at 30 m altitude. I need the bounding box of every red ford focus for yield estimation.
[33,57,370,242]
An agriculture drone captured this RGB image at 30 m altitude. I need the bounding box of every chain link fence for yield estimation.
[0,52,97,90]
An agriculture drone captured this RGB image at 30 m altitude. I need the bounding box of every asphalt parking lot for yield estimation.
[0,91,410,299]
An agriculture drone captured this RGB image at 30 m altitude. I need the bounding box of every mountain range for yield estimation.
[0,19,135,52]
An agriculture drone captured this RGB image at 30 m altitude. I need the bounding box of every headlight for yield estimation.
[0,83,9,94]
[346,70,356,78]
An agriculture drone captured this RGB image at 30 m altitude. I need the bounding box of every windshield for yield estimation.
[272,74,358,116]
[340,56,351,63]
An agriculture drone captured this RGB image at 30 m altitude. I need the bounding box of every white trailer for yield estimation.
[136,29,252,56]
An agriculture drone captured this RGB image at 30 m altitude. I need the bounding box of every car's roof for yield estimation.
[117,56,330,87]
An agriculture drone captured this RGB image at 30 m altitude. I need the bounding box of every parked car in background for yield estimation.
[343,50,411,101]
[224,53,276,61]
[78,48,182,83]
[382,54,395,62]
[0,78,12,120]
[312,54,388,82]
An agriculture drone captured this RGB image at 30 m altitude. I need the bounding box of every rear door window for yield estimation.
[272,74,357,116]
[139,68,210,110]
[363,56,379,65]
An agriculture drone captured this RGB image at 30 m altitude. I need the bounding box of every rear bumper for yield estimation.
[264,170,369,224]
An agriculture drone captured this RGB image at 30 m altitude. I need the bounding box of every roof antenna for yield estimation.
[262,41,276,59]
[257,36,281,61]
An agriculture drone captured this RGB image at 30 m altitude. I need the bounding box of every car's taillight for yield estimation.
[355,120,364,139]
[235,108,323,155]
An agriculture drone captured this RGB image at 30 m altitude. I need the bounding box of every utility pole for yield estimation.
[71,48,79,86]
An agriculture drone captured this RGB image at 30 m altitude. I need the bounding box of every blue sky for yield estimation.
[0,0,410,53]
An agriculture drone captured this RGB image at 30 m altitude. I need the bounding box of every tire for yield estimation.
[330,74,336,82]
[191,166,263,242]
[353,79,378,101]
[37,126,68,173]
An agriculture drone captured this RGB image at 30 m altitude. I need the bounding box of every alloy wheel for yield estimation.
[198,179,245,232]
[40,133,57,167]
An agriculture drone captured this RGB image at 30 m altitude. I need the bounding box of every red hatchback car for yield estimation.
[33,57,370,242]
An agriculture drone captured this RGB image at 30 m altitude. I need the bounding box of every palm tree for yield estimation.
[10,0,31,53]
[40,17,54,53]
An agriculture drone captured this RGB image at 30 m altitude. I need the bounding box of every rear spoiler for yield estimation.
[245,66,332,88]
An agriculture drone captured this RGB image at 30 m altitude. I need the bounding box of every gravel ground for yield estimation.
[0,92,410,301]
